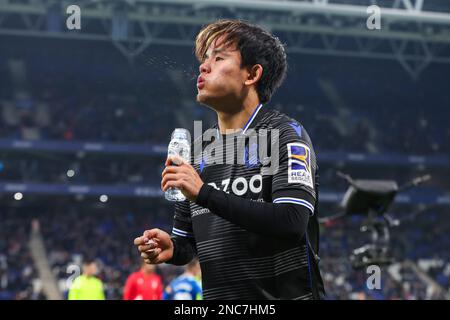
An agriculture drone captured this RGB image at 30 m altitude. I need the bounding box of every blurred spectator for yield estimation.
[123,262,163,300]
[68,259,105,300]
[163,259,202,300]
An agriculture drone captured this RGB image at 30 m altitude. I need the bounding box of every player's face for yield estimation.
[196,35,249,110]
[84,262,98,276]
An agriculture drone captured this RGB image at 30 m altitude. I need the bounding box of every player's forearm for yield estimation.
[166,236,196,266]
[195,184,310,239]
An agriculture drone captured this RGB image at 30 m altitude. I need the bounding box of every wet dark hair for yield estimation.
[195,19,287,104]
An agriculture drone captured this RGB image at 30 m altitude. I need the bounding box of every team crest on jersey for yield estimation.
[287,142,313,188]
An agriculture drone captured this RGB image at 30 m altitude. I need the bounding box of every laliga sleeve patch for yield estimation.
[287,142,313,189]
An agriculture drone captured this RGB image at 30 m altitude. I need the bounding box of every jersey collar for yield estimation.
[215,103,265,138]
[242,103,263,134]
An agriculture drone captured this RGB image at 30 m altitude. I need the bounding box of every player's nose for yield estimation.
[199,60,210,74]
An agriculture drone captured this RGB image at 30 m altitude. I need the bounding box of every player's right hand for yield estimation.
[134,228,174,264]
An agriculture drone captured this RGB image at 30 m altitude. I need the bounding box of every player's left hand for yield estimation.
[161,155,204,202]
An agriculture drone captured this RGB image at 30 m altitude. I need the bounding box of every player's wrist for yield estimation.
[165,237,176,263]
[169,238,174,258]
[194,184,214,207]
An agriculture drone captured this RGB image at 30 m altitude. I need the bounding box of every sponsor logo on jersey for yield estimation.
[192,208,210,217]
[287,142,313,188]
[207,175,262,196]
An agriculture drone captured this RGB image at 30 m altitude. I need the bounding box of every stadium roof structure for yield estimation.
[1,0,450,78]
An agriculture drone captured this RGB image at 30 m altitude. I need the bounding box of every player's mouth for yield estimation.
[197,76,205,90]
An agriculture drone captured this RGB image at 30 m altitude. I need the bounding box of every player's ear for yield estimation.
[244,64,263,86]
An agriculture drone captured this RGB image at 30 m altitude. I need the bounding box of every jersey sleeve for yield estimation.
[171,200,195,239]
[193,280,203,300]
[166,141,199,265]
[67,277,80,300]
[97,281,106,300]
[171,140,197,240]
[122,275,135,300]
[167,200,197,265]
[270,121,318,215]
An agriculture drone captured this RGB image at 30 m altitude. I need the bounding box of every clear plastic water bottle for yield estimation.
[165,128,191,202]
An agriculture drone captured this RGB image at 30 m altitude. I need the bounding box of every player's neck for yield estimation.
[141,269,153,276]
[216,96,260,134]
[183,271,194,277]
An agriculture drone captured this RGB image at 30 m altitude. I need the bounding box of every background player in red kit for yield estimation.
[123,262,163,300]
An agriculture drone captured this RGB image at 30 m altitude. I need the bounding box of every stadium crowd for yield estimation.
[1,200,448,300]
